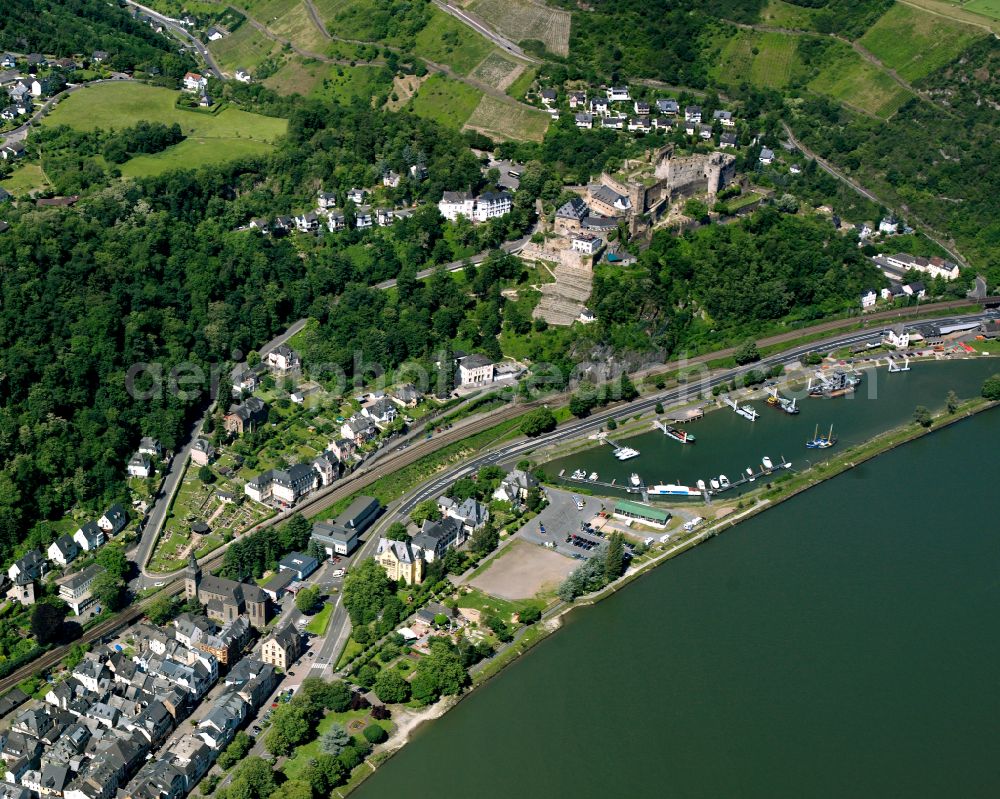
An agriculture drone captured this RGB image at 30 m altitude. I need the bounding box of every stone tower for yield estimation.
[184,551,201,601]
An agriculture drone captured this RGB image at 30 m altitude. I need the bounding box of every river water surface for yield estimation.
[356,361,1000,798]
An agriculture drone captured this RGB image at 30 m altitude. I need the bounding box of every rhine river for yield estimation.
[357,361,1000,798]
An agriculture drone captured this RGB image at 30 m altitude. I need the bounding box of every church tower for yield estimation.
[184,551,201,601]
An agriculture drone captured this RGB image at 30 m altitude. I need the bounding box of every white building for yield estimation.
[860,289,877,310]
[438,191,512,223]
[606,86,630,102]
[127,452,152,479]
[244,464,318,506]
[571,235,602,255]
[234,69,252,83]
[182,72,206,92]
[458,354,494,386]
[885,325,910,349]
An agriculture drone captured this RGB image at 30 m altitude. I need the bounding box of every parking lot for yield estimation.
[519,488,609,560]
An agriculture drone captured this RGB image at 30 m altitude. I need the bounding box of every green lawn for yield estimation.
[411,7,496,75]
[43,83,287,177]
[965,0,1000,22]
[711,29,802,91]
[858,3,983,81]
[808,41,912,119]
[464,95,549,142]
[304,602,334,635]
[408,73,483,130]
[120,137,275,177]
[207,23,282,72]
[1,163,51,196]
[282,709,391,780]
[45,83,287,141]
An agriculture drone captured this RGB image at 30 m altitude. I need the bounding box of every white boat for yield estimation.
[696,479,706,491]
[762,456,774,470]
[736,404,758,421]
[629,473,641,487]
[588,472,598,481]
[571,469,586,480]
[710,477,721,490]
[746,467,755,482]
[648,483,701,497]
[719,474,730,488]
[614,446,640,461]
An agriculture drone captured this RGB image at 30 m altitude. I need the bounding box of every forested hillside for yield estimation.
[0,0,192,76]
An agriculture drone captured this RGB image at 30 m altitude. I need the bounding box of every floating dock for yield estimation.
[723,396,758,421]
[557,457,792,500]
[887,355,910,372]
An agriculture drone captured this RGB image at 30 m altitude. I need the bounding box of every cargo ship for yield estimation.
[766,388,800,414]
[663,424,696,444]
[808,371,861,398]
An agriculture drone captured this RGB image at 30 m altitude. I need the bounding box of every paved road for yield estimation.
[131,318,311,585]
[781,121,969,269]
[432,0,539,64]
[374,227,535,290]
[126,1,222,79]
[0,77,132,150]
[311,308,995,674]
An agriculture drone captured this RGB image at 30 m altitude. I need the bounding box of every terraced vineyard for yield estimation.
[464,94,550,141]
[858,2,983,81]
[468,0,571,56]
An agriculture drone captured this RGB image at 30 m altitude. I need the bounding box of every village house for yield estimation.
[884,325,910,349]
[540,88,557,106]
[568,91,586,108]
[347,187,366,204]
[278,552,318,581]
[713,109,735,127]
[190,438,215,467]
[375,538,423,585]
[58,564,105,616]
[311,451,339,486]
[182,73,206,93]
[879,215,899,235]
[325,209,346,231]
[234,69,251,83]
[575,112,593,129]
[73,521,104,553]
[411,517,464,563]
[361,396,397,426]
[390,383,422,407]
[340,415,377,444]
[244,464,318,506]
[493,468,539,504]
[126,453,152,479]
[224,397,267,436]
[606,86,630,102]
[382,170,401,188]
[437,190,512,222]
[656,98,679,115]
[260,626,300,671]
[265,344,300,374]
[572,234,603,255]
[759,147,775,165]
[8,550,47,583]
[720,131,737,149]
[47,535,80,567]
[872,252,961,282]
[206,26,226,41]
[860,289,877,310]
[294,211,320,233]
[457,354,494,387]
[355,206,373,228]
[684,105,701,123]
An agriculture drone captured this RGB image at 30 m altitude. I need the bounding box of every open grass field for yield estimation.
[1,163,51,196]
[43,83,287,177]
[505,65,535,100]
[758,0,822,28]
[120,137,276,178]
[808,42,912,118]
[711,30,802,90]
[858,3,984,81]
[263,56,327,95]
[408,73,483,129]
[467,0,571,57]
[413,7,495,75]
[964,0,1000,21]
[898,0,1000,32]
[464,94,549,141]
[468,51,525,92]
[208,23,282,72]
[314,63,394,103]
[232,0,329,53]
[386,73,426,110]
[44,83,287,140]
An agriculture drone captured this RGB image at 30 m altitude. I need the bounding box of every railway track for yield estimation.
[0,299,985,695]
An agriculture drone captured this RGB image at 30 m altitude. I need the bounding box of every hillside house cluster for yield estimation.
[872,252,961,283]
[252,191,413,238]
[126,438,162,480]
[0,609,278,799]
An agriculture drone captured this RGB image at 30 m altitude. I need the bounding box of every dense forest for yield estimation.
[0,0,193,77]
[790,38,1000,279]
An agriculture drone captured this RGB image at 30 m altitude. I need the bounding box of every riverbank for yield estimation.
[343,381,998,795]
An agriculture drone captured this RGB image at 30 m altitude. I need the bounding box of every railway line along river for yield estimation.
[356,360,1000,798]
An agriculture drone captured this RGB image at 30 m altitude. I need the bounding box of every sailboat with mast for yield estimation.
[806,424,836,449]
